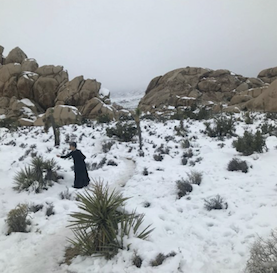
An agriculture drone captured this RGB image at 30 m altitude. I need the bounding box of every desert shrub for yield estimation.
[29,203,44,213]
[106,121,137,142]
[233,130,267,156]
[68,180,154,260]
[60,187,73,200]
[155,144,170,155]
[132,252,143,268]
[172,106,212,121]
[182,149,193,159]
[13,156,59,193]
[153,153,164,162]
[102,141,115,153]
[245,230,277,273]
[97,114,112,124]
[186,170,203,185]
[0,118,19,131]
[259,122,277,136]
[244,112,255,125]
[227,158,248,173]
[204,114,236,138]
[45,203,55,217]
[6,203,30,234]
[176,179,193,198]
[150,252,177,267]
[142,168,149,176]
[204,195,228,211]
[107,160,118,166]
[181,139,190,149]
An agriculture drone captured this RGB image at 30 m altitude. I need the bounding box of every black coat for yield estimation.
[61,149,90,188]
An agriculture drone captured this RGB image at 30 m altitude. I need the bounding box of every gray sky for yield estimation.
[1,0,277,93]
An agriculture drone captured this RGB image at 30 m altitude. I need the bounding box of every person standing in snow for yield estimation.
[57,142,90,189]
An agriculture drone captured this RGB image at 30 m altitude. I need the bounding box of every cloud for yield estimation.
[1,0,277,92]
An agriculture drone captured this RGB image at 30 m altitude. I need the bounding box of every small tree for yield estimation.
[44,109,60,147]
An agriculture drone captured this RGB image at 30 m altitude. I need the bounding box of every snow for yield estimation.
[20,99,35,107]
[1,114,277,272]
[0,114,6,119]
[99,87,110,98]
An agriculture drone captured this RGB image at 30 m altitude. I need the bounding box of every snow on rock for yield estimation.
[0,114,277,272]
[20,99,35,107]
[99,87,110,98]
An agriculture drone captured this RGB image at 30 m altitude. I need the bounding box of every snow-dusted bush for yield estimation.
[68,180,154,260]
[244,112,255,125]
[233,130,266,156]
[153,153,164,162]
[29,203,43,213]
[59,187,73,200]
[186,170,203,185]
[132,252,143,268]
[102,141,115,153]
[204,195,228,211]
[97,114,112,124]
[142,167,149,176]
[181,139,190,149]
[259,122,277,136]
[228,158,248,173]
[204,114,236,138]
[13,156,59,193]
[106,121,137,142]
[6,203,30,234]
[176,179,193,198]
[0,118,19,131]
[150,252,176,267]
[245,230,277,273]
[45,203,55,217]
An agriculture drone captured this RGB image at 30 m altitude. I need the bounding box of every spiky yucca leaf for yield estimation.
[13,167,36,192]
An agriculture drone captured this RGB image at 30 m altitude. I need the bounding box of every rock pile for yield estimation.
[0,46,120,126]
[139,66,277,114]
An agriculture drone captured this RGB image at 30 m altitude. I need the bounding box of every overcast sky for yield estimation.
[1,0,277,93]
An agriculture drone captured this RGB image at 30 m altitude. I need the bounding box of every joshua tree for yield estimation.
[134,108,143,154]
[44,109,60,147]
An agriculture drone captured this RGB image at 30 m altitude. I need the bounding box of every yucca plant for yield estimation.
[13,167,36,192]
[68,180,154,260]
[13,156,60,193]
[43,158,58,182]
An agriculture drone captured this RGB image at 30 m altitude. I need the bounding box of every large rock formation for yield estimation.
[0,45,119,126]
[139,66,276,113]
[258,67,277,84]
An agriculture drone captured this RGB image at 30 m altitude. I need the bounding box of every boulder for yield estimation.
[0,63,22,84]
[80,97,114,119]
[22,58,39,72]
[17,73,38,99]
[229,94,253,105]
[3,76,18,98]
[258,67,277,84]
[56,76,101,106]
[34,105,82,126]
[245,80,277,112]
[33,65,68,110]
[0,97,10,108]
[4,47,27,64]
[18,118,34,126]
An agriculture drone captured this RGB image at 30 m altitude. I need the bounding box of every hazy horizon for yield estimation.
[1,0,277,93]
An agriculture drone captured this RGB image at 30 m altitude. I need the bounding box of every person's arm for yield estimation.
[60,151,73,159]
[79,151,86,160]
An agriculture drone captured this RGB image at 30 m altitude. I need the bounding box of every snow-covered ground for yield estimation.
[1,114,277,273]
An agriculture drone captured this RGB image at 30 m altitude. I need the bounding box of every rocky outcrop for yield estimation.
[245,80,277,112]
[139,66,277,113]
[258,67,277,84]
[34,105,82,126]
[0,45,120,126]
[4,47,27,65]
